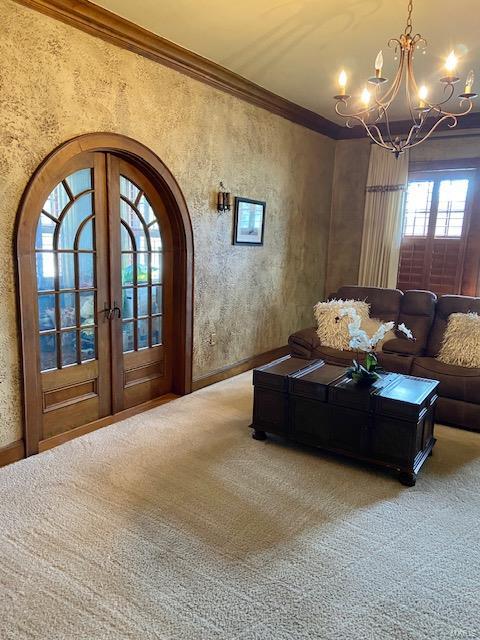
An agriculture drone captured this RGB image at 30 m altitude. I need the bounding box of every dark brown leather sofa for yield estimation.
[288,285,480,432]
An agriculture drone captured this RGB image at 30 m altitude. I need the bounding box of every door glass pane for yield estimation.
[152,316,162,346]
[38,294,56,331]
[78,218,94,250]
[121,254,134,285]
[122,321,134,352]
[122,288,134,319]
[138,286,149,317]
[36,253,56,291]
[36,168,97,371]
[78,253,94,288]
[137,195,156,224]
[35,214,57,250]
[149,222,162,251]
[152,285,162,314]
[435,179,469,238]
[40,333,57,372]
[121,223,133,251]
[119,176,164,353]
[403,181,434,237]
[120,175,140,203]
[138,318,149,349]
[58,253,75,290]
[151,252,162,283]
[58,194,93,249]
[121,201,148,249]
[79,291,95,325]
[66,169,92,196]
[137,253,149,284]
[80,328,96,362]
[43,182,70,218]
[59,292,76,328]
[61,331,77,366]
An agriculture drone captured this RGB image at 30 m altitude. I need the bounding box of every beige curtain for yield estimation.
[358,145,409,288]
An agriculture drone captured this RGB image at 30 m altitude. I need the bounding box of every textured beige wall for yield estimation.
[410,131,480,163]
[0,0,335,447]
[325,138,371,295]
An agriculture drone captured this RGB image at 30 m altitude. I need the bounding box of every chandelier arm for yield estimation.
[377,104,396,149]
[404,115,459,149]
[403,115,424,147]
[428,83,456,111]
[364,125,393,151]
[433,99,474,119]
[335,100,382,120]
[344,115,392,150]
[376,47,406,107]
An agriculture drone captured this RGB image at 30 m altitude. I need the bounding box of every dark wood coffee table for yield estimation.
[251,356,439,486]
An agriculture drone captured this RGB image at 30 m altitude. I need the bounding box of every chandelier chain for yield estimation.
[405,0,413,36]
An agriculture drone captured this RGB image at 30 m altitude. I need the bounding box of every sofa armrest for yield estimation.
[288,327,320,359]
[382,337,425,356]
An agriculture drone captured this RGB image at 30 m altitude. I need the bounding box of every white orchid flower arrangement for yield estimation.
[338,306,415,385]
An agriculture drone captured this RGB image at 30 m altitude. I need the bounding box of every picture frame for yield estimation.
[233,197,266,246]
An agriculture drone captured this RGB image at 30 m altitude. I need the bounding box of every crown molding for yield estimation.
[13,0,342,139]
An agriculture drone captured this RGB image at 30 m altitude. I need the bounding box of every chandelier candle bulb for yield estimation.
[338,70,347,94]
[445,50,458,73]
[465,70,474,94]
[418,85,428,108]
[375,50,383,78]
[361,87,371,107]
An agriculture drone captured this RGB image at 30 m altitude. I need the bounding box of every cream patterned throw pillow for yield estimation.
[314,299,370,350]
[437,313,480,368]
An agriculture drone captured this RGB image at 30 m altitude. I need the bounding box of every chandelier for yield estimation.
[333,0,477,156]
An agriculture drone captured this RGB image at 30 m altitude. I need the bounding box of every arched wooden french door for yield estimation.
[17,134,193,456]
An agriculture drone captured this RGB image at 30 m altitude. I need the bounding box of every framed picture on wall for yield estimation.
[233,197,266,245]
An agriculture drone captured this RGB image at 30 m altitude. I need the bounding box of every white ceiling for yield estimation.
[91,0,480,122]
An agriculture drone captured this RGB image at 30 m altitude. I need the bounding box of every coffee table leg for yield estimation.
[399,471,417,487]
[252,429,267,441]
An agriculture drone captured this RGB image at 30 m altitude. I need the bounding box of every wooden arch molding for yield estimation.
[16,133,194,456]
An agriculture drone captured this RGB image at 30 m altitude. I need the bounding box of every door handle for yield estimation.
[102,303,113,321]
[112,301,122,319]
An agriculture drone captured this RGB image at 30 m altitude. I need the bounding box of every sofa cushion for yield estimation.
[377,351,413,375]
[335,286,403,323]
[309,345,359,367]
[427,295,480,357]
[411,357,480,404]
[314,299,370,350]
[437,313,480,368]
[395,290,436,353]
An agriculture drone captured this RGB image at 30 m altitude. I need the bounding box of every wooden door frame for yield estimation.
[16,133,194,456]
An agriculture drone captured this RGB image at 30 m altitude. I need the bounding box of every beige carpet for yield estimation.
[1,372,479,640]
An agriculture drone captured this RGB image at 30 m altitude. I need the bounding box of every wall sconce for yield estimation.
[217,182,232,212]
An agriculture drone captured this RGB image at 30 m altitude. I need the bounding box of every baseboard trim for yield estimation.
[13,0,340,139]
[0,440,26,469]
[192,345,289,391]
[39,393,179,453]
